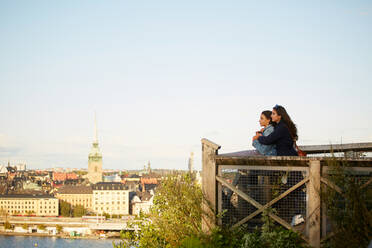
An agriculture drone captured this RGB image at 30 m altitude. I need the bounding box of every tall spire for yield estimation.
[94,112,98,144]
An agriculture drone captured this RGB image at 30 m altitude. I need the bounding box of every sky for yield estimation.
[0,1,371,171]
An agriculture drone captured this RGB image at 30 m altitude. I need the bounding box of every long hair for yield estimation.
[273,105,298,141]
[261,110,273,125]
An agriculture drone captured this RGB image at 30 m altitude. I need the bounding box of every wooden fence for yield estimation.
[201,139,372,248]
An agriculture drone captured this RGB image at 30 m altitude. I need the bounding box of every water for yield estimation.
[0,236,121,248]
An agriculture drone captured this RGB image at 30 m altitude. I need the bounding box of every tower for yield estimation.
[88,113,102,184]
[188,152,194,174]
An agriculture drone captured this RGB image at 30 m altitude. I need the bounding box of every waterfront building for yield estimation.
[131,190,154,216]
[55,185,93,211]
[87,115,103,184]
[92,182,130,215]
[0,194,58,216]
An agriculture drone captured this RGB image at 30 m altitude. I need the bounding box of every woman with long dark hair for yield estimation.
[253,105,298,156]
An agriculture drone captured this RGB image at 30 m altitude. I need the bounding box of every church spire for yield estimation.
[94,112,98,144]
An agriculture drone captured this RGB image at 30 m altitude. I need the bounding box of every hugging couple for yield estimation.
[250,105,300,157]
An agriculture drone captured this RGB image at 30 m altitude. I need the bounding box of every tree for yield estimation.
[114,173,204,248]
[4,221,12,230]
[38,224,46,231]
[59,200,72,217]
[73,205,87,217]
[56,225,63,233]
[22,223,29,230]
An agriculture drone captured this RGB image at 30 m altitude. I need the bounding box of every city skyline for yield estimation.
[1,1,372,170]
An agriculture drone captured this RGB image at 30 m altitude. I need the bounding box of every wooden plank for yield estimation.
[320,177,343,194]
[322,166,372,173]
[299,142,372,154]
[307,160,321,248]
[361,177,372,189]
[201,139,221,233]
[219,165,308,172]
[217,165,222,226]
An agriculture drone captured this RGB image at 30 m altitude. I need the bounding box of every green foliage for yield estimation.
[22,223,28,230]
[114,173,204,248]
[73,204,87,217]
[4,221,12,230]
[180,208,306,248]
[321,158,372,248]
[56,224,63,233]
[59,200,72,217]
[102,212,110,219]
[38,224,46,230]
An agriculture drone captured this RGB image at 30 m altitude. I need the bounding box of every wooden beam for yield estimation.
[201,139,220,233]
[232,177,309,228]
[299,142,372,154]
[307,160,321,248]
[361,177,372,189]
[216,176,293,231]
[320,177,343,194]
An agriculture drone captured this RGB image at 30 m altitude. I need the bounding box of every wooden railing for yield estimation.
[201,139,372,248]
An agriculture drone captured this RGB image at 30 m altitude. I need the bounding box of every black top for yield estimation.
[258,120,298,156]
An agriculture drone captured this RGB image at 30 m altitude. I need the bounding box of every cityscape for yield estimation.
[0,118,200,239]
[1,1,371,247]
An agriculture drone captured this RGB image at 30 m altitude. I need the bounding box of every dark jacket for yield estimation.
[257,120,298,156]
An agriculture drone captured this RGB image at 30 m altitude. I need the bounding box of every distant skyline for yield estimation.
[1,1,371,171]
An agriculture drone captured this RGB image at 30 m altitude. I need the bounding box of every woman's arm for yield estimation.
[258,125,283,145]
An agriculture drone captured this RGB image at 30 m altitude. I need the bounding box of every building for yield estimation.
[55,185,93,211]
[103,174,121,183]
[52,172,78,182]
[92,182,130,215]
[131,190,154,216]
[87,115,103,184]
[0,195,58,216]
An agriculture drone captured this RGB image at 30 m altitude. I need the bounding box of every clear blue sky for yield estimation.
[1,1,371,171]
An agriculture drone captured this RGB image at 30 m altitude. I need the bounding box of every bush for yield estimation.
[73,204,87,217]
[4,221,12,230]
[56,225,63,233]
[180,208,306,248]
[38,224,46,231]
[114,173,204,248]
[321,158,372,248]
[22,223,28,230]
[59,200,72,217]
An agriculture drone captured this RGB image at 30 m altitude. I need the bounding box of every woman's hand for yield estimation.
[252,133,262,141]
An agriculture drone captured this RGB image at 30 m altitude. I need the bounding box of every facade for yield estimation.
[103,174,121,183]
[131,191,154,216]
[0,195,58,216]
[55,185,93,211]
[92,182,130,215]
[87,116,103,184]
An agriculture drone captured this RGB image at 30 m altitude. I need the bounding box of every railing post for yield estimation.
[201,138,220,233]
[307,159,321,248]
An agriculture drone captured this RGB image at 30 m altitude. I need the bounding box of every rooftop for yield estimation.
[57,185,92,194]
[0,194,55,199]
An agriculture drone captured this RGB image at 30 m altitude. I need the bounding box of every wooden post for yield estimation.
[201,138,221,233]
[307,159,321,248]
